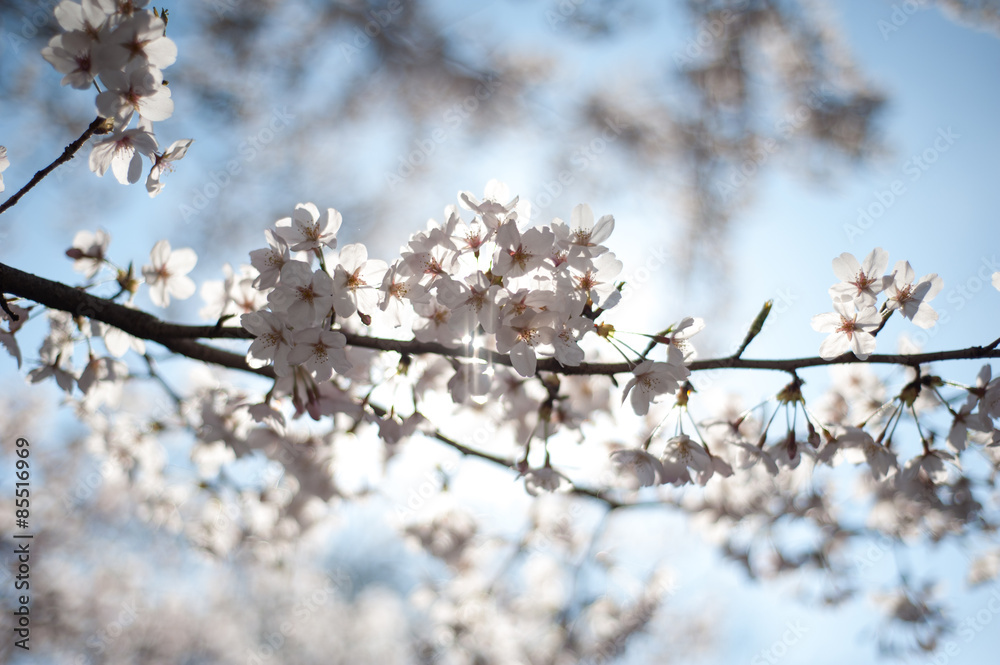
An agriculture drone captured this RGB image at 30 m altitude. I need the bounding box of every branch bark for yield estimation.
[3,258,1000,379]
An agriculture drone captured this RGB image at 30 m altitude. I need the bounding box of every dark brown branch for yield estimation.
[11,258,998,513]
[0,117,106,216]
[3,258,1000,380]
[158,337,273,377]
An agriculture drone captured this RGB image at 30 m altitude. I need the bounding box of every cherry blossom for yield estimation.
[29,324,78,393]
[835,426,897,480]
[146,138,194,197]
[884,260,943,328]
[412,297,475,347]
[550,314,592,366]
[732,441,780,475]
[104,10,177,70]
[66,229,111,279]
[331,243,388,319]
[267,261,335,328]
[96,59,173,124]
[89,126,158,184]
[902,449,956,484]
[659,316,706,360]
[552,203,615,261]
[446,360,492,403]
[378,261,430,328]
[54,0,115,36]
[399,232,457,286]
[435,272,502,334]
[287,328,351,381]
[200,264,267,323]
[496,310,557,377]
[980,373,1000,420]
[563,250,622,309]
[520,463,570,496]
[610,448,663,487]
[658,434,713,486]
[41,30,105,89]
[946,398,989,453]
[829,247,891,308]
[275,203,343,253]
[102,323,146,358]
[142,239,197,307]
[493,220,555,278]
[78,356,129,395]
[458,179,524,230]
[0,304,29,368]
[249,229,291,290]
[452,217,492,256]
[41,2,181,194]
[621,347,689,416]
[811,301,880,360]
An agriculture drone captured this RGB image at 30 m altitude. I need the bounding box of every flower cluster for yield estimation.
[41,1,192,196]
[238,182,679,419]
[5,231,199,398]
[812,248,943,360]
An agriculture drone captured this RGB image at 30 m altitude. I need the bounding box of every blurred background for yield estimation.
[2,0,1000,663]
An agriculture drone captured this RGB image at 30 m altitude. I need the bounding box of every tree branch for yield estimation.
[3,258,1000,381]
[0,116,106,217]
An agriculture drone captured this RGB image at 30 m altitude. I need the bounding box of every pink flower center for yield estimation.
[836,316,858,340]
[852,270,876,294]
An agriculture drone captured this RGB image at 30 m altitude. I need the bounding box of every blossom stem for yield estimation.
[910,404,931,450]
[870,306,895,336]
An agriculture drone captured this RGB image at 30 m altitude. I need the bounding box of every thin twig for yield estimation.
[0,116,106,216]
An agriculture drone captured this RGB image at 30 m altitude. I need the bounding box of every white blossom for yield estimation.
[621,347,689,416]
[811,301,880,360]
[142,239,197,307]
